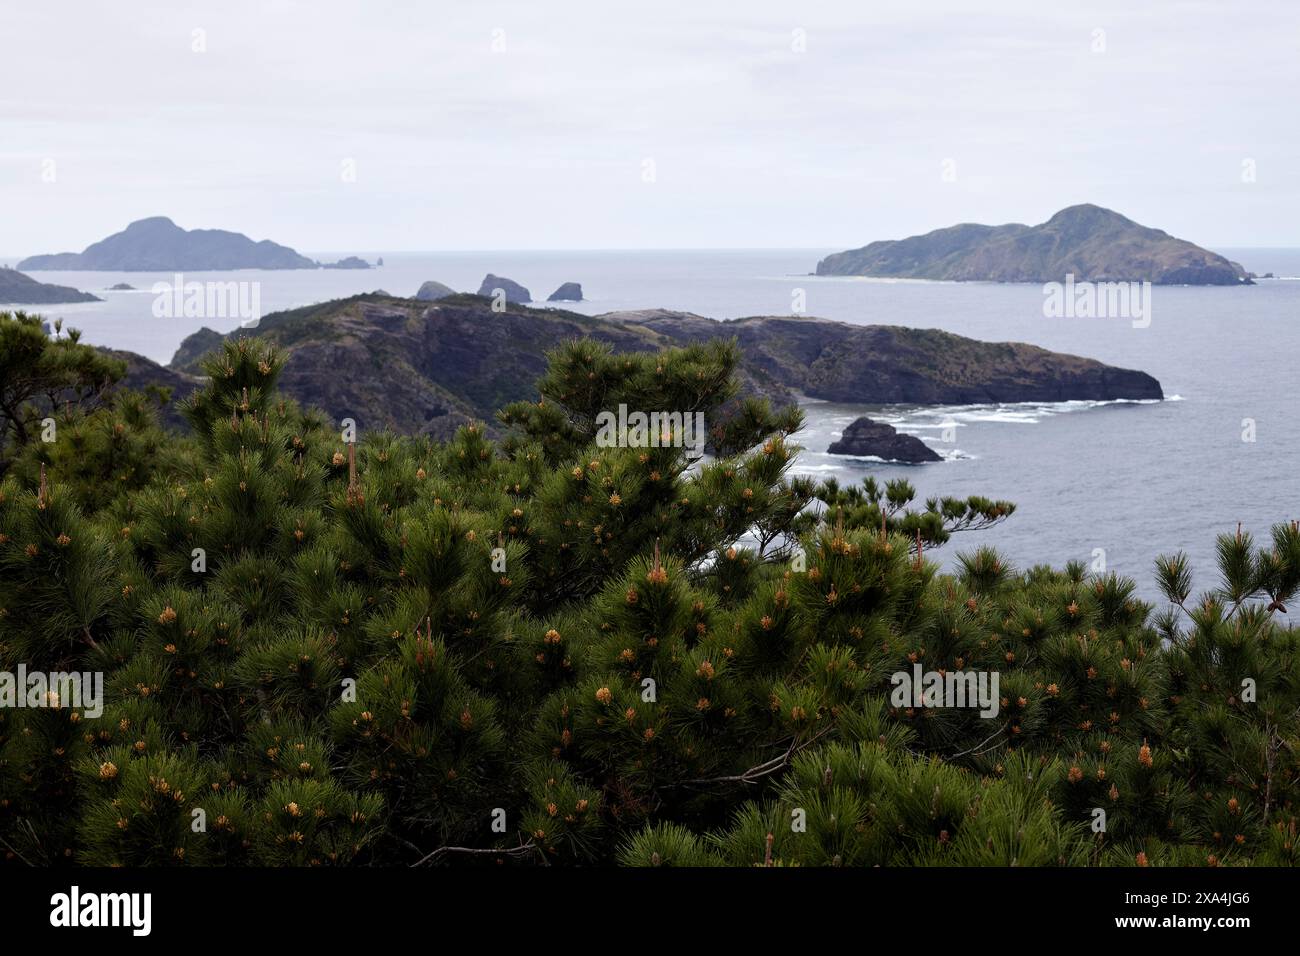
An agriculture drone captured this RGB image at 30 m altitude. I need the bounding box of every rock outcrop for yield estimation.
[477,274,531,304]
[0,268,101,304]
[18,217,318,271]
[547,282,583,301]
[414,280,457,302]
[816,204,1251,285]
[827,417,941,462]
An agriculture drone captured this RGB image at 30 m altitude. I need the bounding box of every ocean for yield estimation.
[6,247,1298,602]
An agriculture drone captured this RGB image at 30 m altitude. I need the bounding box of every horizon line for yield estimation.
[4,243,1295,262]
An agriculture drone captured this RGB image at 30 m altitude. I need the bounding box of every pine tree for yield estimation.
[4,311,1300,868]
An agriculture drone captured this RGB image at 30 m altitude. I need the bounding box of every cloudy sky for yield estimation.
[2,0,1296,254]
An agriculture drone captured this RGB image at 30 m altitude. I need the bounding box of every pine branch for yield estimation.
[409,838,538,868]
[947,722,1009,760]
[674,726,832,788]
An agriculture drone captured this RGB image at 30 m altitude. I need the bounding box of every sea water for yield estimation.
[7,247,1298,601]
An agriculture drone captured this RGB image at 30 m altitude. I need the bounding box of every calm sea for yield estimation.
[7,247,1299,602]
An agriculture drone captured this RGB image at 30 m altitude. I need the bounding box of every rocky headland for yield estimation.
[159,293,1163,440]
[0,267,101,304]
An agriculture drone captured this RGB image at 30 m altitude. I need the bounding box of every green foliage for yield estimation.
[3,318,1298,868]
[0,312,127,476]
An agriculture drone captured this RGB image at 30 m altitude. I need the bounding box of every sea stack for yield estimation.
[827,417,942,463]
[547,282,583,302]
[477,274,530,304]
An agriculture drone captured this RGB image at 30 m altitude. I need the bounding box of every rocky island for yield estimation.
[548,282,584,301]
[477,274,531,304]
[322,256,372,270]
[816,204,1250,285]
[827,417,942,462]
[0,267,101,304]
[160,293,1162,439]
[19,217,320,271]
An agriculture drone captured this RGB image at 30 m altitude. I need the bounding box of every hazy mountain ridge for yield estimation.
[816,204,1251,285]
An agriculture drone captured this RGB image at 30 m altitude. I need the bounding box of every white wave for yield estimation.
[791,462,858,473]
[899,420,965,430]
[816,394,1176,427]
[950,411,1042,424]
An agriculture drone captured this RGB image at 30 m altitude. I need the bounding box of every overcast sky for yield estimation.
[3,0,1296,254]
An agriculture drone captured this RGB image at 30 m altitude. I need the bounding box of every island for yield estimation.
[816,204,1251,285]
[322,256,372,270]
[0,267,101,304]
[164,293,1162,441]
[18,217,319,271]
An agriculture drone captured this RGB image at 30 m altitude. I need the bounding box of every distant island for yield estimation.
[20,217,319,271]
[0,266,101,304]
[155,293,1162,440]
[322,256,372,270]
[816,203,1251,285]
